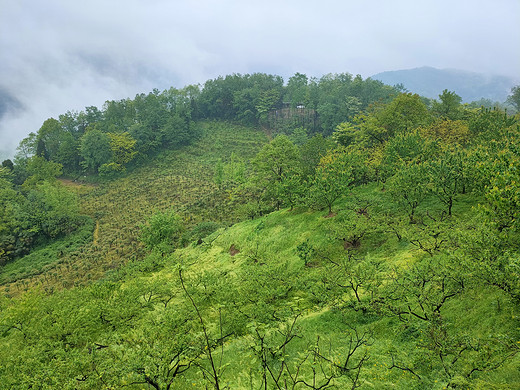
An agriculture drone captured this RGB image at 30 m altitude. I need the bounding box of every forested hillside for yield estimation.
[1,72,520,389]
[0,73,397,268]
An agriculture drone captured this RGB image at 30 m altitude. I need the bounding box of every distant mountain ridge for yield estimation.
[370,66,517,103]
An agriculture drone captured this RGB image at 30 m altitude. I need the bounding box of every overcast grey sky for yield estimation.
[1,0,519,156]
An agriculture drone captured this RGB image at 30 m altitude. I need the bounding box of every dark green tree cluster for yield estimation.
[0,161,85,265]
[198,73,284,126]
[12,87,198,180]
[196,72,397,133]
[14,78,520,186]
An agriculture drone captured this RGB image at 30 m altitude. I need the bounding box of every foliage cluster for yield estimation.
[7,72,400,185]
[0,162,85,266]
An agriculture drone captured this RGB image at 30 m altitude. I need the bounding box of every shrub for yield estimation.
[139,209,185,253]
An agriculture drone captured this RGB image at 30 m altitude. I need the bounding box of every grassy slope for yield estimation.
[109,184,518,388]
[133,186,520,389]
[0,121,267,293]
[2,198,517,388]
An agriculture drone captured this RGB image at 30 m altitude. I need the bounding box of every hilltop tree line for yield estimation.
[4,73,398,180]
[0,73,518,266]
[6,72,519,182]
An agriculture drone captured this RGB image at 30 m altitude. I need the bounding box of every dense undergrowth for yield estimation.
[0,216,93,286]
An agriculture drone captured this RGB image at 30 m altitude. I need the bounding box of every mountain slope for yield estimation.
[0,121,268,289]
[371,66,516,102]
[1,181,519,388]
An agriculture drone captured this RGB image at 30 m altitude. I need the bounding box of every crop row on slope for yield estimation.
[0,121,267,293]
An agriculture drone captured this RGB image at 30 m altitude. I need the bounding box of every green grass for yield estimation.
[0,180,518,388]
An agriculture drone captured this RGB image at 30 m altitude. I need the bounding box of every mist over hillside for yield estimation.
[0,89,23,159]
[371,66,517,102]
[0,88,22,120]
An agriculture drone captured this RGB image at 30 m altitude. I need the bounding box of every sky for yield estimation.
[1,0,519,157]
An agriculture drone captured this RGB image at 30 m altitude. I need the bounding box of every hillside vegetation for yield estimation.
[1,72,520,389]
[0,121,267,289]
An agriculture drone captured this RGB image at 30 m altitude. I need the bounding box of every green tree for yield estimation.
[317,86,362,134]
[432,89,463,120]
[107,132,137,169]
[377,93,431,137]
[22,156,63,189]
[419,119,470,146]
[55,132,80,173]
[353,94,430,147]
[27,181,82,239]
[82,105,103,127]
[0,168,30,264]
[36,118,63,160]
[33,117,81,172]
[161,114,192,147]
[468,107,516,138]
[332,122,358,147]
[286,72,309,108]
[58,110,83,137]
[103,98,136,131]
[308,147,358,214]
[350,109,386,147]
[288,126,308,146]
[327,208,373,249]
[427,148,466,216]
[506,85,520,112]
[14,132,37,161]
[481,145,520,234]
[300,134,335,179]
[233,88,258,125]
[250,135,302,210]
[387,163,430,223]
[381,130,439,178]
[459,214,520,302]
[256,88,282,124]
[1,159,14,171]
[122,92,169,154]
[79,128,112,173]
